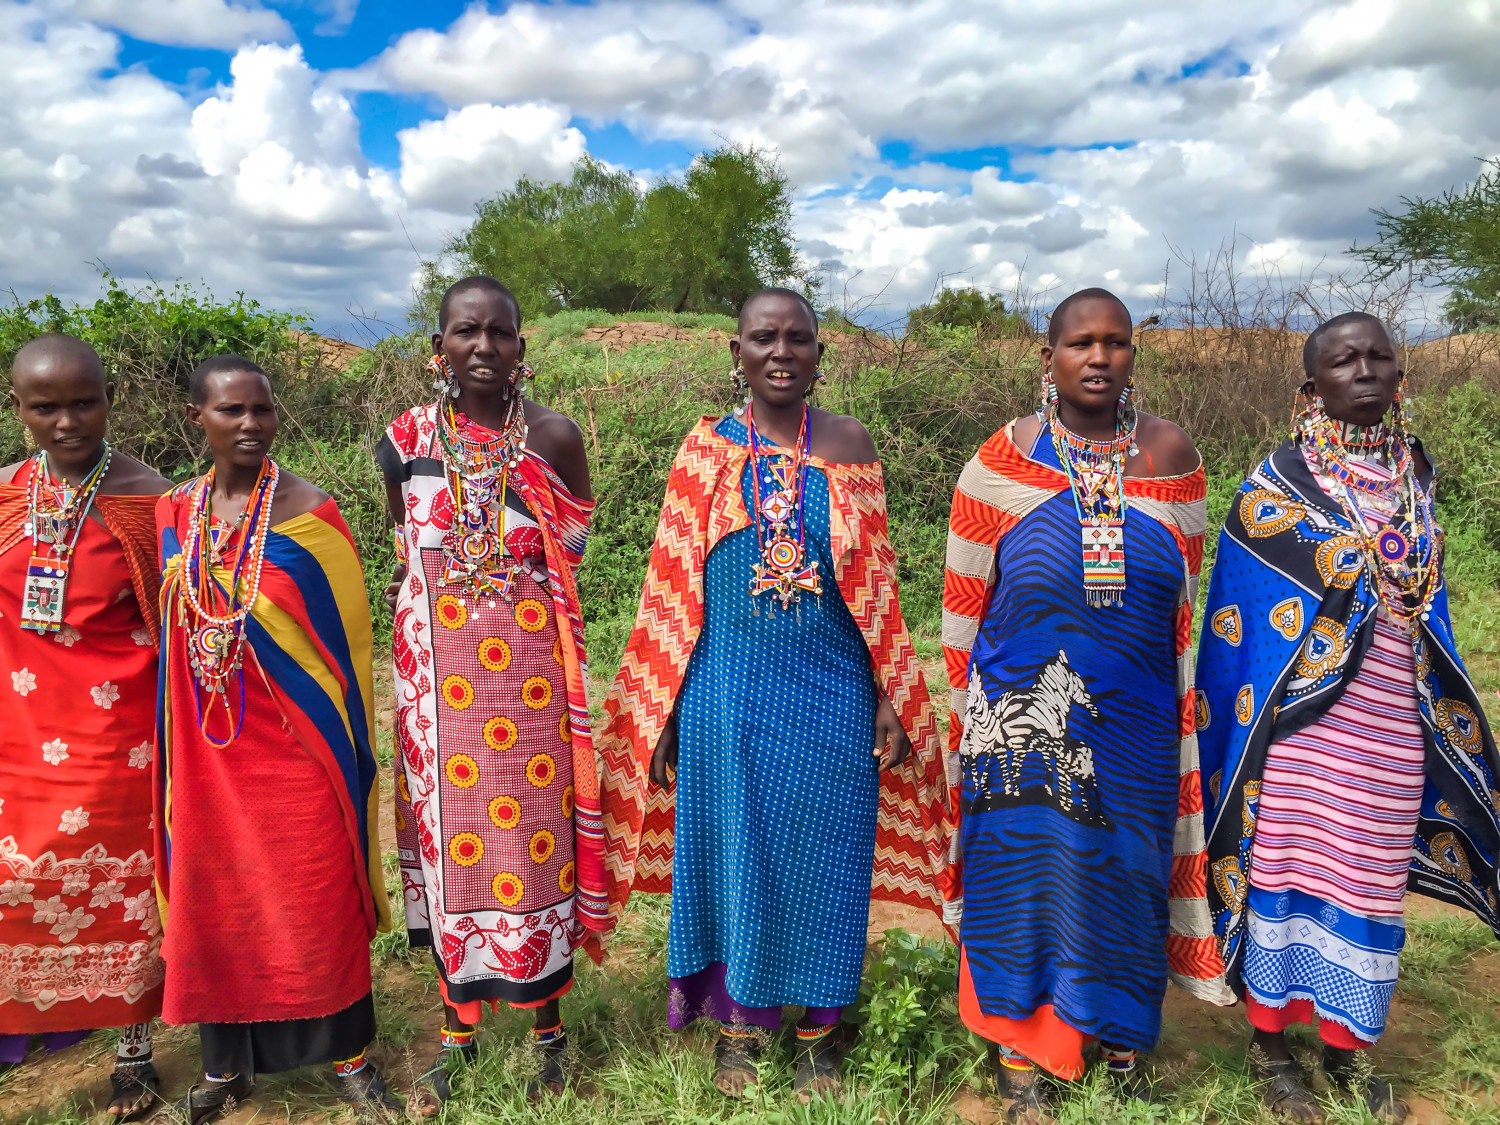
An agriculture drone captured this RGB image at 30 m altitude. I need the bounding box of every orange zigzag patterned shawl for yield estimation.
[596,418,954,941]
[942,422,1234,1005]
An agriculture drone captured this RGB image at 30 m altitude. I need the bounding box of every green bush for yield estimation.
[7,282,1500,688]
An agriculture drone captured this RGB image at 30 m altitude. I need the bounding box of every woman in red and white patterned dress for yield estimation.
[377,277,601,1112]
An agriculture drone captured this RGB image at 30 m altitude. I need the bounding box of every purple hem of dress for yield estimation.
[0,1029,91,1065]
[667,962,843,1031]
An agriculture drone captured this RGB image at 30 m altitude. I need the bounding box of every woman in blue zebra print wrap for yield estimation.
[943,290,1230,1123]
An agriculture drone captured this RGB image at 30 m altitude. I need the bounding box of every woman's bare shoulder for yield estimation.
[103,453,171,496]
[1134,414,1201,477]
[271,469,332,522]
[812,409,878,465]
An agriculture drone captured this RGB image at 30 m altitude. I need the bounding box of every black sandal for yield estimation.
[712,1029,760,1100]
[1250,1048,1324,1124]
[337,1062,402,1124]
[149,1073,254,1125]
[992,1049,1057,1125]
[107,1058,161,1120]
[1107,1063,1161,1106]
[410,1043,477,1118]
[792,1026,845,1103]
[525,1032,568,1101]
[1323,1046,1410,1123]
[1003,1073,1057,1125]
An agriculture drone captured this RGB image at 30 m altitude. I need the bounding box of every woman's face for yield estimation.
[188,368,277,470]
[1041,298,1135,414]
[1308,320,1401,427]
[731,294,825,409]
[432,289,526,399]
[9,358,112,468]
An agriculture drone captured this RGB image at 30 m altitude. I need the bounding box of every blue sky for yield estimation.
[3,0,1497,334]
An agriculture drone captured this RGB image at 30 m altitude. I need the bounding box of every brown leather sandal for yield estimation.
[1250,1048,1325,1124]
[106,1059,160,1120]
[712,1030,760,1099]
[1323,1046,1410,1124]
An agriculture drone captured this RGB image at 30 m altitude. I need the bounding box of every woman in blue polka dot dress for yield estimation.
[597,288,953,1102]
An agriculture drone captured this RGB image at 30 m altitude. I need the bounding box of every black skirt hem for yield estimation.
[198,992,375,1077]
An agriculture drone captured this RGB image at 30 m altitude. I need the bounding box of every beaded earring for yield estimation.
[1117,373,1140,456]
[1037,367,1058,418]
[730,364,747,394]
[510,360,534,392]
[803,367,829,398]
[427,354,459,399]
[1390,373,1411,437]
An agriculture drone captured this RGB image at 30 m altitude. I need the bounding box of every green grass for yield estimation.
[6,892,1497,1125]
[4,309,1500,1124]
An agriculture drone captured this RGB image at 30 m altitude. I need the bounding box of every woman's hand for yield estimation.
[650,715,679,789]
[385,563,408,616]
[873,694,912,771]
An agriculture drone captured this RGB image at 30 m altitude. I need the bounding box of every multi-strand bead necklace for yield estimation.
[746,402,822,616]
[20,444,112,633]
[1303,410,1442,628]
[179,458,278,744]
[435,393,529,605]
[1049,405,1137,608]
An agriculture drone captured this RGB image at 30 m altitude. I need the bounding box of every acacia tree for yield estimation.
[1353,158,1500,331]
[435,145,809,319]
[448,158,646,317]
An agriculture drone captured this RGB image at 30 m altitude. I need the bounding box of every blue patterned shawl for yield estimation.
[1196,439,1500,988]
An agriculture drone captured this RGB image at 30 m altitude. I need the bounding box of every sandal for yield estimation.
[792,1026,845,1103]
[1250,1048,1324,1125]
[338,1062,402,1124]
[1323,1046,1410,1124]
[712,1029,760,1100]
[149,1073,254,1125]
[1107,1063,1161,1106]
[524,1033,567,1101]
[409,1044,476,1118]
[993,1050,1057,1125]
[1003,1074,1057,1125]
[107,1058,161,1120]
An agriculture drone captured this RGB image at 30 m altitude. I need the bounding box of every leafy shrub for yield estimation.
[6,279,1500,678]
[849,928,975,1092]
[907,287,1032,339]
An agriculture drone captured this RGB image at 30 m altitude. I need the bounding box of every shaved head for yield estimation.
[1302,311,1395,379]
[439,276,521,331]
[738,287,818,335]
[10,334,105,390]
[1047,288,1132,346]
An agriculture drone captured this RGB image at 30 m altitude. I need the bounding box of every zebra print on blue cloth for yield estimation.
[959,427,1188,1052]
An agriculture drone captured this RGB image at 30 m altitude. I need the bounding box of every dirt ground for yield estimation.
[4,889,1492,1124]
[4,670,1496,1123]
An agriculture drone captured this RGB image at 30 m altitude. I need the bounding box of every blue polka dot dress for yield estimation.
[666,415,880,1016]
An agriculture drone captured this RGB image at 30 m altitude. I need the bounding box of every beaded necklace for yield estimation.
[179,458,278,745]
[1302,412,1442,629]
[746,403,822,616]
[1048,408,1136,608]
[20,443,112,634]
[435,393,528,606]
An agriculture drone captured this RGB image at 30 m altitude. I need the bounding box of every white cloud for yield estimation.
[3,0,1498,329]
[0,13,591,329]
[65,0,292,49]
[397,103,587,213]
